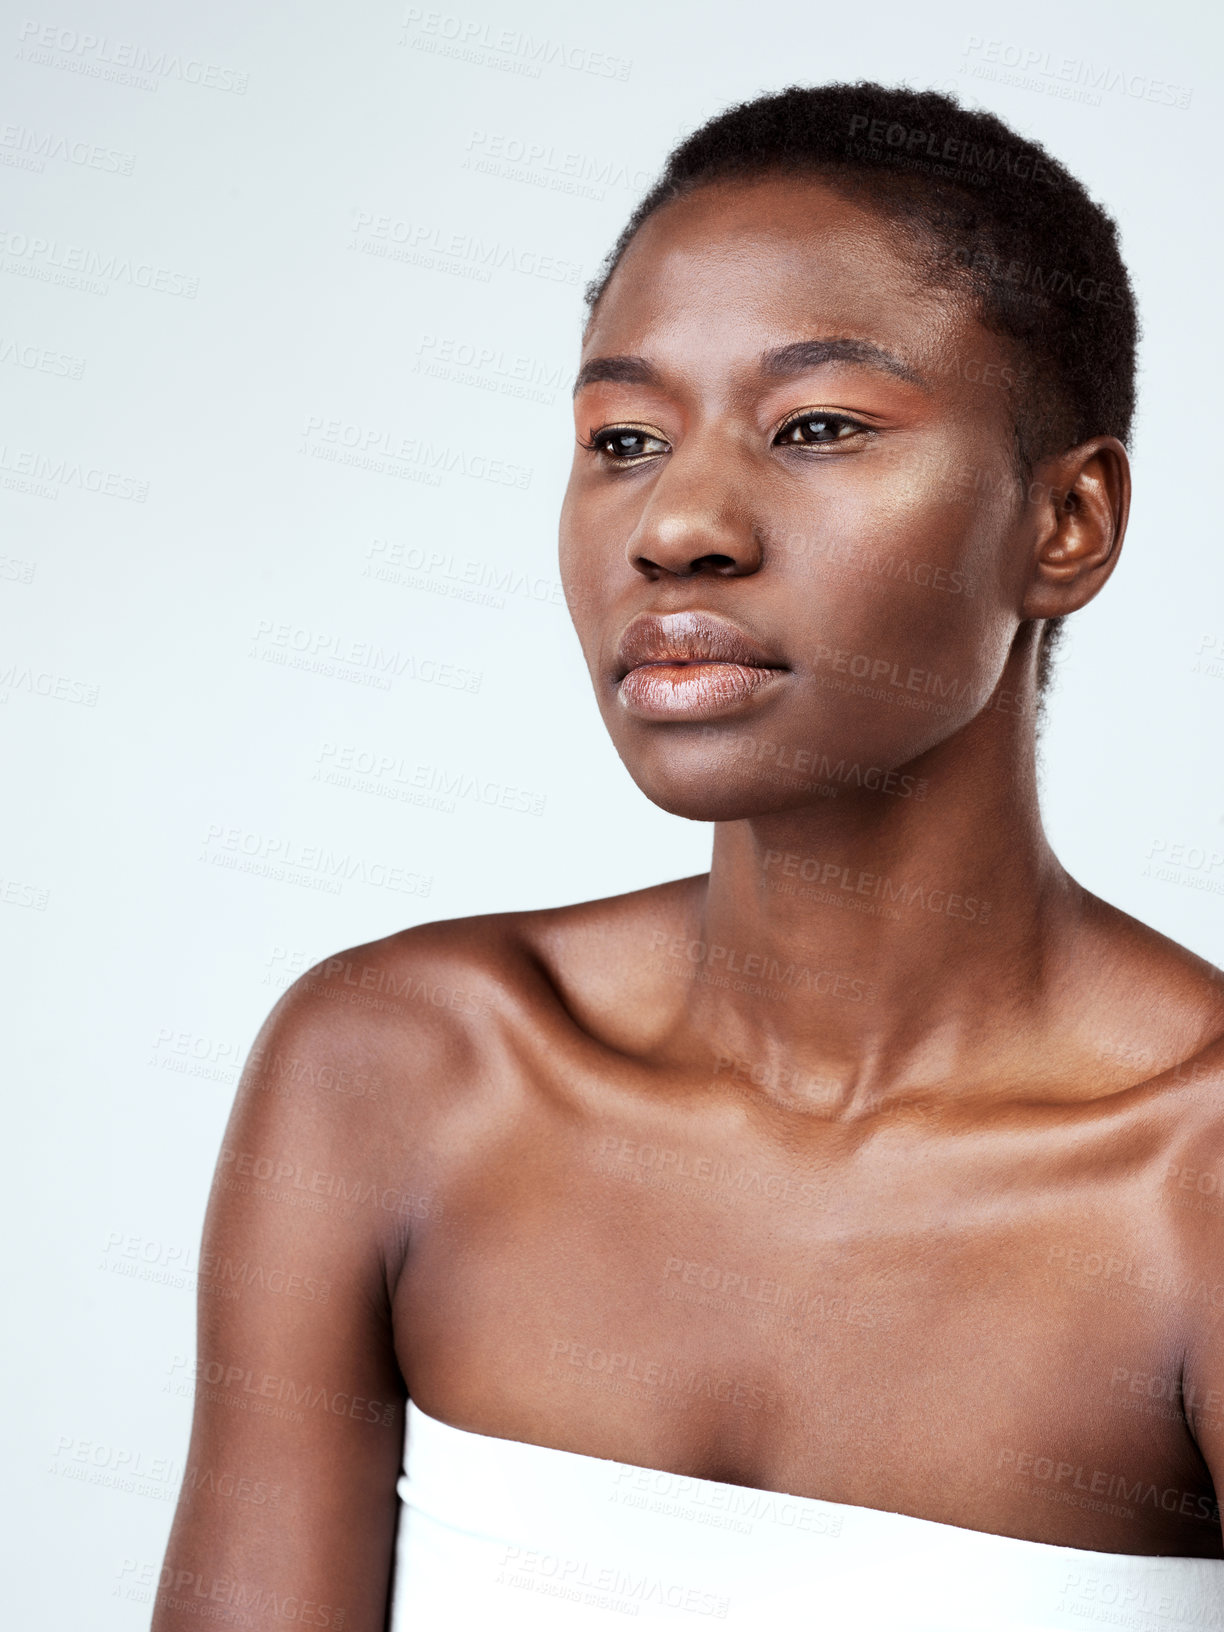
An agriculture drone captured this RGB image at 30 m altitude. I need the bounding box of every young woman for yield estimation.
[154,85,1224,1630]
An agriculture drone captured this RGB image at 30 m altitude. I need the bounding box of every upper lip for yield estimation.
[613,611,786,681]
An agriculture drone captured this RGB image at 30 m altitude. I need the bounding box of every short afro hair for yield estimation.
[584,84,1139,695]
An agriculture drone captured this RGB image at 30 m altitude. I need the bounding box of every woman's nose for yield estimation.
[624,444,763,580]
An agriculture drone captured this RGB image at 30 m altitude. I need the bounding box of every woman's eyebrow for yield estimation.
[572,337,926,399]
[572,355,661,397]
[761,337,927,387]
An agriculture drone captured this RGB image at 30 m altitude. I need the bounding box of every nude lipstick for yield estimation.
[613,611,787,721]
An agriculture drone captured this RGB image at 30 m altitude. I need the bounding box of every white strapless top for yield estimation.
[388,1402,1224,1629]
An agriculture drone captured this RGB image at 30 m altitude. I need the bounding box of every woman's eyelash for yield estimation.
[773,410,869,445]
[579,412,872,462]
[578,426,669,460]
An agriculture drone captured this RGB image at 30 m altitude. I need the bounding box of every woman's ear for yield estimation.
[1021,437,1131,620]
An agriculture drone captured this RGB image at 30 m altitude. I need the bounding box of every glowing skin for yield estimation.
[154,176,1224,1632]
[560,179,1119,825]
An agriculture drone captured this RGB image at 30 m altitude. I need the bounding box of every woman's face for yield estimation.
[559,175,1047,821]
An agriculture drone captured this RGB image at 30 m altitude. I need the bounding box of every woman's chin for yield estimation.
[627,770,827,824]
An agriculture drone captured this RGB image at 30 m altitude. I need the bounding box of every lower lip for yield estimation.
[617,662,785,720]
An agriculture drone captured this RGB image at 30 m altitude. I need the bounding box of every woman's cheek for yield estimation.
[772,504,1008,701]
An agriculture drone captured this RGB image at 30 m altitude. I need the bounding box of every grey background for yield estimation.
[1,0,1219,1623]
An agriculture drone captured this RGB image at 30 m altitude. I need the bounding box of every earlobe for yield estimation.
[1022,437,1131,620]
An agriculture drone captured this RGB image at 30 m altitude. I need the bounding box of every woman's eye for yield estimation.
[774,413,864,446]
[584,427,670,462]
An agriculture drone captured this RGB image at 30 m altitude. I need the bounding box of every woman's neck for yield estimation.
[684,695,1084,1108]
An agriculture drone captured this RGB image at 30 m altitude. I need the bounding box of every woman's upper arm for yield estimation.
[153,974,412,1632]
[1171,1084,1224,1550]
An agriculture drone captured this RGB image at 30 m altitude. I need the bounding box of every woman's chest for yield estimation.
[392,1092,1218,1553]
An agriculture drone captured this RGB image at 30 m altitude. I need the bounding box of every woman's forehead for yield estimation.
[583,178,976,376]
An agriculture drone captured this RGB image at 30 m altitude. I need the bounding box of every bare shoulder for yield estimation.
[1083,893,1224,1192]
[254,873,707,1103]
[1148,1021,1224,1471]
[1100,904,1224,1278]
[240,916,533,1145]
[1075,889,1224,1085]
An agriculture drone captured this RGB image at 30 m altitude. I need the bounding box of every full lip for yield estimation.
[612,610,789,720]
[613,610,786,679]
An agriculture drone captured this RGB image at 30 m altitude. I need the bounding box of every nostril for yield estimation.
[629,549,755,580]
